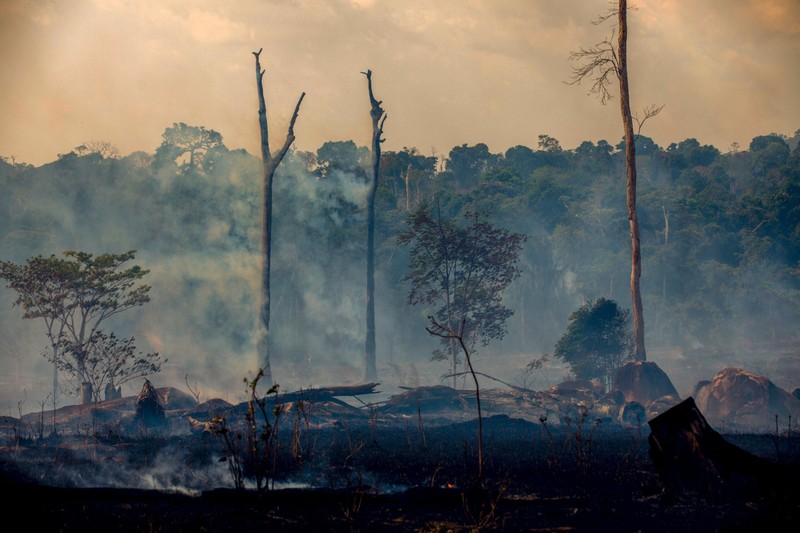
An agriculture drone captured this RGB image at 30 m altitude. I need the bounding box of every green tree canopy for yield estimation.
[154,123,227,174]
[0,250,154,403]
[554,298,632,386]
[398,201,527,385]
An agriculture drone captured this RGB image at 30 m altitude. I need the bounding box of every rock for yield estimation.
[188,398,233,419]
[692,380,711,399]
[157,387,199,410]
[619,401,646,426]
[612,361,679,405]
[645,394,682,419]
[695,367,800,431]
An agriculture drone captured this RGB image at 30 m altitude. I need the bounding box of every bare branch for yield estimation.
[567,37,619,104]
[592,4,617,25]
[253,49,270,163]
[633,103,665,138]
[273,92,306,167]
[594,0,637,25]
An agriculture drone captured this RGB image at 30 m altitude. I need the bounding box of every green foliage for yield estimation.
[398,202,527,375]
[0,250,154,395]
[554,298,632,384]
[154,122,227,174]
[315,140,369,177]
[4,123,800,387]
[57,330,164,402]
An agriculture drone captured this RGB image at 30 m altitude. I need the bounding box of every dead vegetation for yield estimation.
[2,368,800,531]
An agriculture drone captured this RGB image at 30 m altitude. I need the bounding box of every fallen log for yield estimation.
[268,382,381,406]
[648,396,800,500]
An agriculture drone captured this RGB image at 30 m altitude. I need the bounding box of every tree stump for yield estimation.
[648,397,797,500]
[80,382,93,405]
[134,379,166,428]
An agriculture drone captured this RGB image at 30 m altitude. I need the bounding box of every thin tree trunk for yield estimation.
[253,48,305,385]
[405,163,411,211]
[617,0,646,361]
[362,70,386,383]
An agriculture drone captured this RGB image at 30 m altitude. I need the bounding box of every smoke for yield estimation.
[3,128,800,416]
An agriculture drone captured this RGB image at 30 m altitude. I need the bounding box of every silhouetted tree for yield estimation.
[252,48,305,385]
[154,123,226,173]
[569,0,661,361]
[554,298,632,387]
[58,330,163,403]
[398,202,527,387]
[0,250,152,404]
[361,69,387,382]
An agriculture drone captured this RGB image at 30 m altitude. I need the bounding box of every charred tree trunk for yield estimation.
[648,397,800,500]
[253,48,305,385]
[617,0,646,361]
[362,69,386,383]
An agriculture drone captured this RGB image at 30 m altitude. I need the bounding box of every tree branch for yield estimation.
[567,38,618,104]
[633,103,665,139]
[253,48,270,163]
[273,92,306,167]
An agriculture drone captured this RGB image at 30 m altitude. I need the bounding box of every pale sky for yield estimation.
[1,0,799,166]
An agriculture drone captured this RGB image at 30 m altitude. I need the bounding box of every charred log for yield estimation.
[274,382,380,405]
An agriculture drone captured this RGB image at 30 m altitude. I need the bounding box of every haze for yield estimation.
[1,0,799,166]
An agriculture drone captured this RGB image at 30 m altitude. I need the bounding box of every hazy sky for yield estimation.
[1,0,799,166]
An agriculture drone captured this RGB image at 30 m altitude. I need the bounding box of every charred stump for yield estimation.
[80,382,93,405]
[104,383,122,401]
[135,379,166,428]
[648,397,799,500]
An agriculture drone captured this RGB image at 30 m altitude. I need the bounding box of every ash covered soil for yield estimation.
[2,411,800,532]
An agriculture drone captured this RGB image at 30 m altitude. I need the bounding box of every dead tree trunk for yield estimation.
[361,69,386,383]
[253,48,305,385]
[570,1,658,361]
[405,163,411,211]
[617,0,646,361]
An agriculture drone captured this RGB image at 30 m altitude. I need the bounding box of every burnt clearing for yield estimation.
[2,412,799,532]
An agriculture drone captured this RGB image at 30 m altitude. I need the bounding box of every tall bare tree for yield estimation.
[361,69,387,382]
[568,0,661,361]
[253,48,305,384]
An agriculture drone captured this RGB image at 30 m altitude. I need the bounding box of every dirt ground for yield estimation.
[2,414,799,532]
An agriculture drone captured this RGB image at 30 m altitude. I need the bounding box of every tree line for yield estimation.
[2,123,799,394]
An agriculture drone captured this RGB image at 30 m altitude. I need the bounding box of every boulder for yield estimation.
[692,380,711,399]
[612,361,679,405]
[695,367,800,431]
[157,387,199,410]
[645,394,682,419]
[619,401,646,426]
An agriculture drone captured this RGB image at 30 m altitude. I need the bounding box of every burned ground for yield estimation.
[2,404,800,532]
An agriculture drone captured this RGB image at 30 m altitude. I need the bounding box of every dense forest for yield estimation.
[2,126,800,404]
